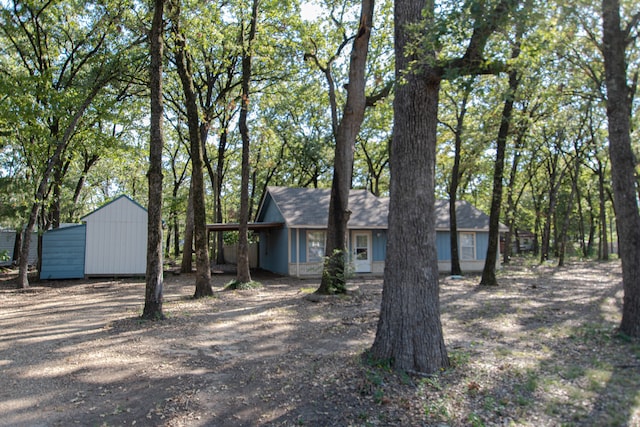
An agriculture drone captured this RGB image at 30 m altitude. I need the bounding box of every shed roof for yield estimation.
[81,195,146,221]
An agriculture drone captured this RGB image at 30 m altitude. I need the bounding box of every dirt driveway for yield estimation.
[0,260,639,426]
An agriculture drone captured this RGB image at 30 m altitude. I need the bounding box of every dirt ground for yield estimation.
[0,259,639,427]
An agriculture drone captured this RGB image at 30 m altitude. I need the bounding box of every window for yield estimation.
[460,232,476,260]
[307,231,326,263]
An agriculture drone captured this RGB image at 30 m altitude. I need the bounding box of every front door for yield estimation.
[352,231,372,273]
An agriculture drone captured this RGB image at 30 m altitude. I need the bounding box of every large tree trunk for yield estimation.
[369,0,448,375]
[142,0,165,320]
[173,6,213,298]
[316,0,374,295]
[602,0,640,337]
[236,0,259,284]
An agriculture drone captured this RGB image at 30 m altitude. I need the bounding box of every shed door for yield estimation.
[352,231,371,273]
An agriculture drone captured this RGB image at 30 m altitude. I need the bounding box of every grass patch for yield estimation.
[448,348,471,368]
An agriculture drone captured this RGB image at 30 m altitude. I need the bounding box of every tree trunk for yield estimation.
[317,0,375,295]
[558,158,579,267]
[215,127,228,265]
[448,80,473,276]
[16,83,103,289]
[597,160,609,260]
[503,124,527,264]
[142,0,165,320]
[236,0,260,284]
[172,7,213,298]
[68,152,99,222]
[369,0,448,375]
[181,184,194,272]
[602,0,640,337]
[480,44,520,286]
[540,151,564,263]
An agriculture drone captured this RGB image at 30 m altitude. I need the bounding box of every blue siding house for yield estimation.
[254,186,505,277]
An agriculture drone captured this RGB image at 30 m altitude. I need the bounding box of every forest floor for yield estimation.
[0,258,639,427]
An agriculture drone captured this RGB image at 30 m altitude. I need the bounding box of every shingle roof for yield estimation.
[264,186,388,228]
[433,199,505,231]
[262,186,505,231]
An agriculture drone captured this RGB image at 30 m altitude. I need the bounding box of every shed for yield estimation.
[81,195,147,276]
[39,195,147,279]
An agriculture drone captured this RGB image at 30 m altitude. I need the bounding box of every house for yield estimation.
[40,195,148,279]
[254,186,505,277]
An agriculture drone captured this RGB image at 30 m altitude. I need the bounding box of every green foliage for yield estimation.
[319,249,354,294]
[225,279,263,290]
[0,249,9,262]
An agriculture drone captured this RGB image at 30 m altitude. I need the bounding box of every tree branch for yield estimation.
[365,79,394,107]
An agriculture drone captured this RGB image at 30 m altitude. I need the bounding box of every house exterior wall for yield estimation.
[40,225,86,279]
[281,228,387,277]
[277,229,495,277]
[256,194,289,275]
[435,230,497,272]
[372,230,386,262]
[258,227,288,274]
[83,196,147,276]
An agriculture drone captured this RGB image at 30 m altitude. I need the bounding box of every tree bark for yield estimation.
[16,82,103,289]
[172,4,213,298]
[369,0,448,374]
[236,0,260,284]
[181,184,195,272]
[480,44,520,286]
[215,126,228,265]
[447,79,473,276]
[596,159,609,260]
[142,0,166,320]
[602,0,640,337]
[316,0,375,295]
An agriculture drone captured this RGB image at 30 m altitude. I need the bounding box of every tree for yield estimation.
[440,77,475,275]
[370,0,519,374]
[480,33,521,286]
[236,0,260,285]
[171,0,213,298]
[369,0,448,375]
[314,0,375,294]
[142,0,166,320]
[601,0,640,337]
[2,1,133,288]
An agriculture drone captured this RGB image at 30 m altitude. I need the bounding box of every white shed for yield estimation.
[81,195,147,276]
